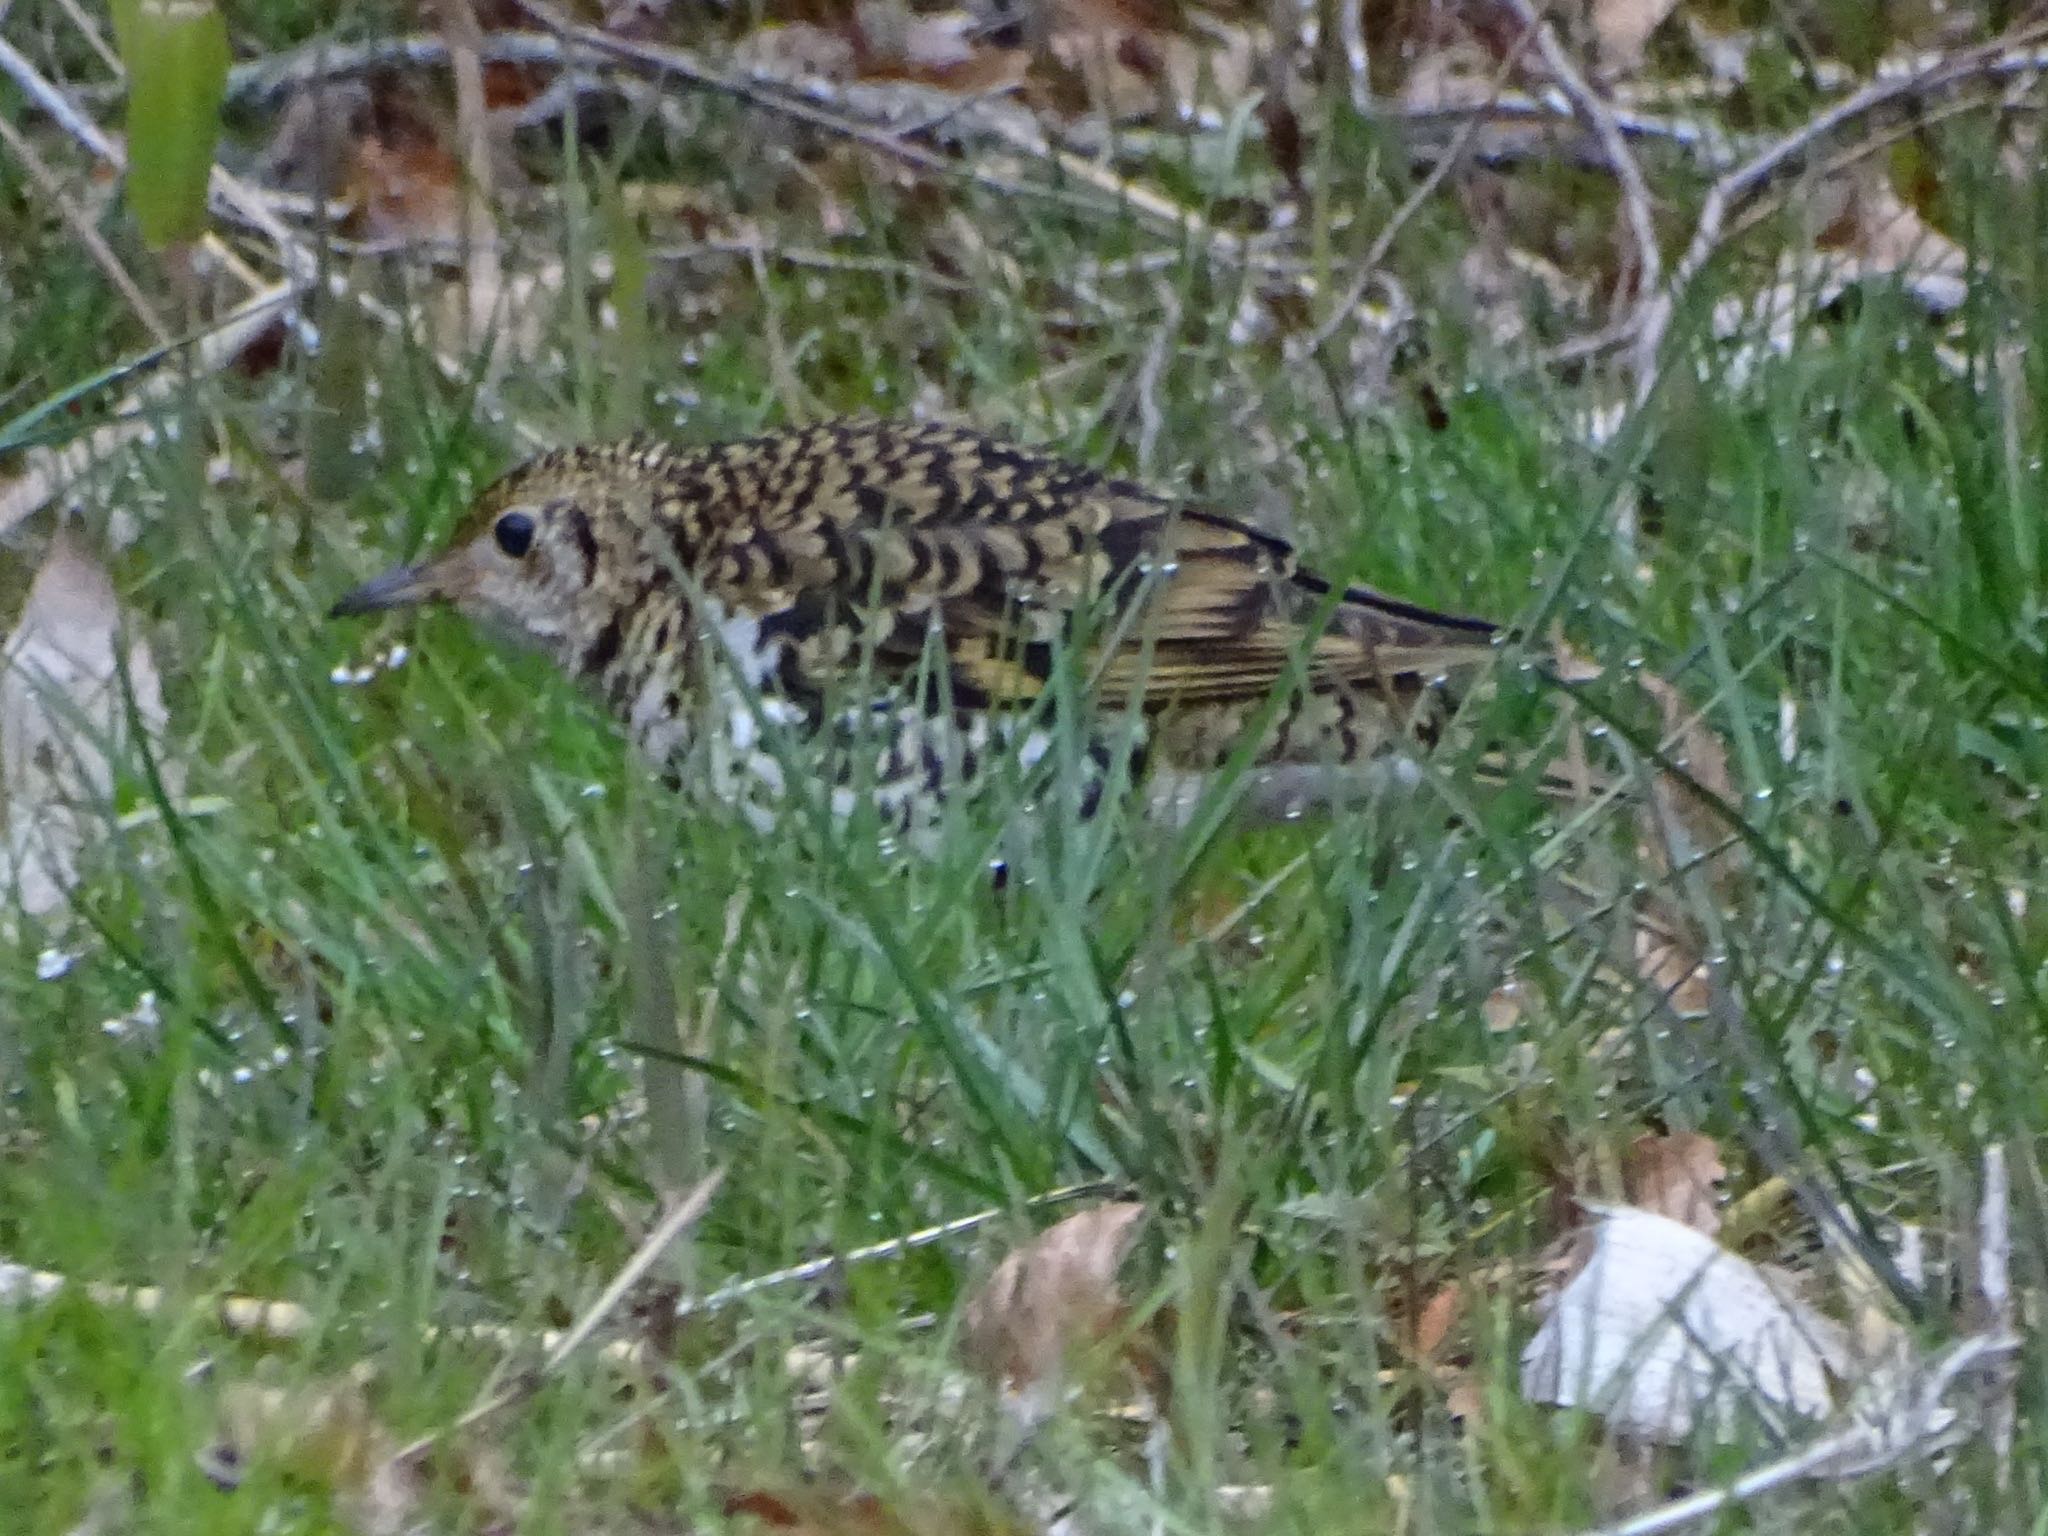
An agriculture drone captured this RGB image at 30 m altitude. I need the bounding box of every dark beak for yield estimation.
[329,563,437,619]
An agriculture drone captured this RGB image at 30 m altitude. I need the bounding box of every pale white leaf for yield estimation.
[1593,0,1682,74]
[1521,1204,1850,1443]
[1,531,170,916]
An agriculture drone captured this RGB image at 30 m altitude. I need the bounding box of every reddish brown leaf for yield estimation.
[723,1484,1030,1536]
[1413,1281,1462,1359]
[959,1201,1153,1417]
[1623,1130,1726,1237]
[345,133,465,245]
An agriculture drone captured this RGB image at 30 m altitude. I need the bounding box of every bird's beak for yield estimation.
[329,561,443,619]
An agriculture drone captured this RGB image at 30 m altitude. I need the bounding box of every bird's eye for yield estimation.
[494,511,535,558]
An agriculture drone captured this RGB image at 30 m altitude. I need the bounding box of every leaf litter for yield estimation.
[1,529,173,918]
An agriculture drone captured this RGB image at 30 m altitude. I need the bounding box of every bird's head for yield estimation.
[330,447,646,661]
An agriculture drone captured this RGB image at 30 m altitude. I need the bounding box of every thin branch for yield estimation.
[511,0,1260,267]
[0,110,173,344]
[1626,25,2048,406]
[1500,0,1662,321]
[1978,1144,2014,1488]
[0,285,296,538]
[428,0,505,357]
[392,1168,726,1464]
[1571,1332,2020,1536]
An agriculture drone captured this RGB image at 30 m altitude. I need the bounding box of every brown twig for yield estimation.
[428,0,504,356]
[0,285,296,539]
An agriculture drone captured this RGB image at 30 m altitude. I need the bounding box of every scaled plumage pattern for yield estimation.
[332,419,1503,834]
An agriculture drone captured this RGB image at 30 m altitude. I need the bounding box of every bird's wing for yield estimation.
[700,435,1496,711]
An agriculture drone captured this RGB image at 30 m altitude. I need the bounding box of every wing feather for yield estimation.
[717,428,1497,712]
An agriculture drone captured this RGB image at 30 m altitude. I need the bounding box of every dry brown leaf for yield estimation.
[852,2,1028,92]
[1825,172,1969,311]
[1548,628,1605,683]
[1633,921,1711,1017]
[211,1379,418,1536]
[1714,165,1973,385]
[1041,0,1254,122]
[733,20,859,82]
[345,133,465,245]
[1638,672,1733,811]
[959,1200,1153,1422]
[212,1377,520,1536]
[723,1484,1030,1536]
[1413,1281,1462,1358]
[1633,669,1745,938]
[2,532,171,917]
[1482,980,1524,1033]
[1591,0,1681,75]
[1624,1130,1726,1236]
[258,79,374,197]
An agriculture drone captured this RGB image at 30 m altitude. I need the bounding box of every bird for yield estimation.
[330,418,1505,843]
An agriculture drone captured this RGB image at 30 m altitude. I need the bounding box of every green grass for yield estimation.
[3,12,2046,1532]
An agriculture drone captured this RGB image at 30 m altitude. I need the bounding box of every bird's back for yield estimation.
[627,419,1499,726]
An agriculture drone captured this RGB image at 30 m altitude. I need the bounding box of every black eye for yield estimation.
[494,511,535,558]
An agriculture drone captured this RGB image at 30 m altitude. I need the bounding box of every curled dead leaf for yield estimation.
[211,1376,519,1536]
[1633,921,1711,1018]
[1413,1281,1462,1359]
[1591,0,1681,75]
[959,1200,1155,1424]
[2,532,172,917]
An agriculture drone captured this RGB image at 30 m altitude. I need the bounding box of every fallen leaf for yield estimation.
[1627,672,1742,1028]
[210,1379,419,1536]
[1482,980,1524,1032]
[1825,171,1969,312]
[959,1200,1154,1425]
[723,1483,1030,1536]
[1633,921,1711,1018]
[1712,167,1972,386]
[1638,672,1733,811]
[1413,1281,1463,1358]
[345,132,466,245]
[1040,0,1255,123]
[1624,1130,1725,1236]
[257,79,374,198]
[1591,0,1681,75]
[852,2,1028,93]
[210,1376,520,1536]
[1520,1204,1850,1443]
[733,20,859,83]
[1548,629,1606,683]
[2,532,172,917]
